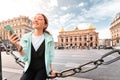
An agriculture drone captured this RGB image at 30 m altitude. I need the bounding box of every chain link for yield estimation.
[101,49,120,65]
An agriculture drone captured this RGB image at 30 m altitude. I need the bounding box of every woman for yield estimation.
[8,13,57,80]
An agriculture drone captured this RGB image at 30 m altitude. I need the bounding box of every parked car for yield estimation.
[57,46,64,49]
[98,45,105,49]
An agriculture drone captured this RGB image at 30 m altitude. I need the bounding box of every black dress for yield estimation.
[20,40,47,80]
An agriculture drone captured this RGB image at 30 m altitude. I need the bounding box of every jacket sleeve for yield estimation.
[18,35,29,62]
[49,38,55,64]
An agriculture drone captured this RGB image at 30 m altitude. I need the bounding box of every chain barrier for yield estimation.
[1,39,120,79]
[48,49,120,78]
[4,47,120,79]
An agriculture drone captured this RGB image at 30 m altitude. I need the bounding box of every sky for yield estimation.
[0,0,120,42]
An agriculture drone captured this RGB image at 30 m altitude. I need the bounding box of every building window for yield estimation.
[84,43,87,46]
[75,37,77,41]
[61,38,63,42]
[66,38,68,42]
[90,37,93,41]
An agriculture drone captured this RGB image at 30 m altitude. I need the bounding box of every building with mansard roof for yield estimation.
[110,12,120,46]
[57,24,99,49]
[0,16,33,41]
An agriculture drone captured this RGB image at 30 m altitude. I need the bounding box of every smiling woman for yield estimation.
[7,13,58,80]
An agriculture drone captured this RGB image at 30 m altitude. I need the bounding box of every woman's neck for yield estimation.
[33,29,43,36]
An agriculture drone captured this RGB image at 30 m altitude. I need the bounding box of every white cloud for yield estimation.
[0,0,37,20]
[60,13,75,24]
[49,0,58,7]
[78,2,84,7]
[44,0,58,12]
[61,7,68,10]
[0,0,58,21]
[84,0,120,20]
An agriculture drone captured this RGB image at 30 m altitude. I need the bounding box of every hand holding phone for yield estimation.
[4,25,14,34]
[4,25,22,52]
[5,25,19,45]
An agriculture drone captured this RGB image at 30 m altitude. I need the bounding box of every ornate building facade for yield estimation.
[110,12,120,46]
[58,24,99,49]
[0,16,33,41]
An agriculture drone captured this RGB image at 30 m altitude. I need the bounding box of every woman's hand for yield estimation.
[49,70,59,77]
[8,30,19,45]
[7,31,24,55]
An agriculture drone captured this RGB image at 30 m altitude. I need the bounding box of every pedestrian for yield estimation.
[7,13,58,80]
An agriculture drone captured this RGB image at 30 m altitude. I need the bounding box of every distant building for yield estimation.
[99,39,111,46]
[99,39,105,46]
[57,24,99,49]
[0,16,33,41]
[110,12,120,46]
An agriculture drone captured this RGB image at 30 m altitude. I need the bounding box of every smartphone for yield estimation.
[4,25,14,34]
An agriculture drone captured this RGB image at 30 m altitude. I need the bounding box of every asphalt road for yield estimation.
[1,49,120,80]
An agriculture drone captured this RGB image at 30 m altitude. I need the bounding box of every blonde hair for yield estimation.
[36,13,51,34]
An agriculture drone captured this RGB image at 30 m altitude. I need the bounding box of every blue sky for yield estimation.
[0,0,120,42]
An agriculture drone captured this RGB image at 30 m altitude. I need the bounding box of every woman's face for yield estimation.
[32,14,46,30]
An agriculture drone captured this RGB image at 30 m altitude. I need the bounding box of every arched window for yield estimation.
[90,37,93,41]
[61,38,63,42]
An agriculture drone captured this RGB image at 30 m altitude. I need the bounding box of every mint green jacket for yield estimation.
[19,31,54,75]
